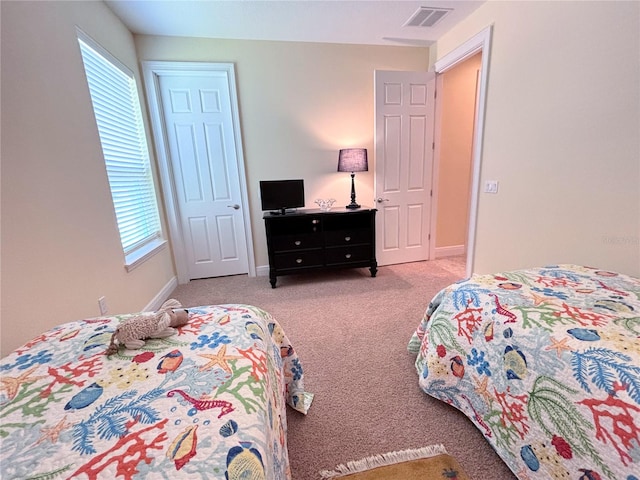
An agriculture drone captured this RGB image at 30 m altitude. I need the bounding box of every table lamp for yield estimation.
[337,148,368,209]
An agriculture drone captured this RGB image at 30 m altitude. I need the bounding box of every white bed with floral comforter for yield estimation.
[1,304,312,479]
[409,265,640,480]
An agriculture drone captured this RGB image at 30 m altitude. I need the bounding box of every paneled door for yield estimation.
[374,70,436,266]
[145,64,252,281]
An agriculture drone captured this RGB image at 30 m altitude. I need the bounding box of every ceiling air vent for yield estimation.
[404,7,452,27]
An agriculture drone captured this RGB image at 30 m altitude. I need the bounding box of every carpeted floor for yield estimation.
[170,257,517,480]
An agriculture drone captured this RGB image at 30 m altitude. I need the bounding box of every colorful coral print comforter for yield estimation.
[0,304,312,479]
[408,265,640,480]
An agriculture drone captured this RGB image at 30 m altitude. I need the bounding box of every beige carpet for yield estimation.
[170,257,517,480]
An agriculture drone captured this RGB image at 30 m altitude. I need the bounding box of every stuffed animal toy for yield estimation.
[105,299,189,355]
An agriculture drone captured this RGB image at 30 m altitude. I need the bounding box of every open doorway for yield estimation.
[432,52,482,272]
[430,26,493,278]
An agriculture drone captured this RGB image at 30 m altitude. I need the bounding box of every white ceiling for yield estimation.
[105,0,485,47]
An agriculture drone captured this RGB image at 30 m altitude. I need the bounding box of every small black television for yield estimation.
[259,179,305,215]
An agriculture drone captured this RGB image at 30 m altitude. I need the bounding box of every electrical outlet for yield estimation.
[98,296,108,315]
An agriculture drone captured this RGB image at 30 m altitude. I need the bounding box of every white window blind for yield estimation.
[77,34,162,263]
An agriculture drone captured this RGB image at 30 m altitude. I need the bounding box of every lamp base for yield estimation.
[345,172,361,210]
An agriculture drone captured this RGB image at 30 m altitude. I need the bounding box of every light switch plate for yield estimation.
[485,180,499,194]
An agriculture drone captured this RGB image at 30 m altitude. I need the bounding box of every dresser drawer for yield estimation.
[271,233,323,252]
[268,215,321,235]
[324,229,371,246]
[325,246,372,265]
[273,250,324,270]
[323,211,370,230]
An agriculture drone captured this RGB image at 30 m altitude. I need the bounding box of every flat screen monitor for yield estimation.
[259,179,305,215]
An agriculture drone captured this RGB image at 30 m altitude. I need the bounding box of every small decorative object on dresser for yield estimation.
[314,198,336,211]
[263,207,377,288]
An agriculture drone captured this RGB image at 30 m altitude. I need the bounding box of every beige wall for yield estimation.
[1,1,176,355]
[435,52,481,249]
[435,1,640,277]
[134,36,430,268]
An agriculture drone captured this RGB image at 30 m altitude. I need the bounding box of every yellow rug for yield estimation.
[319,445,470,480]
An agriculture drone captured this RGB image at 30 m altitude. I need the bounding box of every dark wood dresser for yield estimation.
[263,208,377,288]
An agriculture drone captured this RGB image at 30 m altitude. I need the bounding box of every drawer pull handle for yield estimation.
[344,236,351,242]
[296,258,303,264]
[345,253,352,259]
[294,240,301,246]
[312,219,320,225]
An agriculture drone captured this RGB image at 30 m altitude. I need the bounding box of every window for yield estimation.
[77,31,164,270]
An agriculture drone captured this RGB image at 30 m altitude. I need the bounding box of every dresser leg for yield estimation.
[370,261,378,277]
[269,271,277,288]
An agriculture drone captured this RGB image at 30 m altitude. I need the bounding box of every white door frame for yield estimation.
[142,61,256,283]
[430,26,493,278]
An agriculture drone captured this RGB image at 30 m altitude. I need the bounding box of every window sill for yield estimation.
[124,239,168,272]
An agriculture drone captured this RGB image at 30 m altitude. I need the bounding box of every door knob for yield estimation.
[227,204,240,210]
[376,197,389,203]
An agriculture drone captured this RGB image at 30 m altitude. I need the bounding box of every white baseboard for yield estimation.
[256,265,269,277]
[435,245,466,258]
[143,276,178,311]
